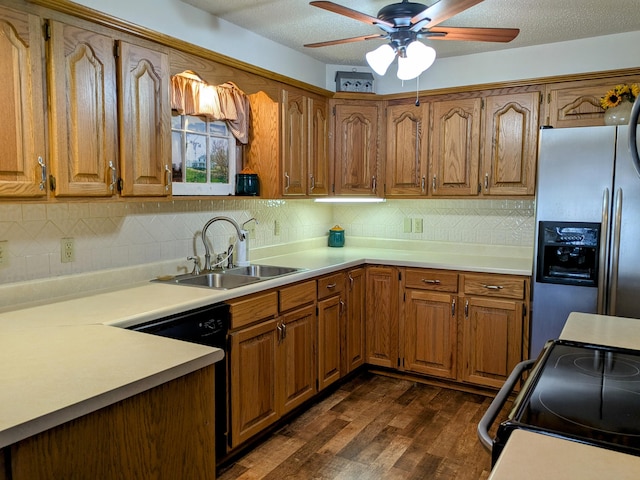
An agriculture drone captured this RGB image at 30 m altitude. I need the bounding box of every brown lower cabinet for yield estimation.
[366,266,529,389]
[227,282,317,450]
[6,366,216,480]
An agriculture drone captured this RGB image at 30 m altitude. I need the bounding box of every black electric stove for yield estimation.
[490,339,640,465]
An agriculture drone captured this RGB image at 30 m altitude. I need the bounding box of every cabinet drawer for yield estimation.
[317,272,346,300]
[279,280,316,312]
[228,291,278,329]
[405,268,458,292]
[463,274,526,300]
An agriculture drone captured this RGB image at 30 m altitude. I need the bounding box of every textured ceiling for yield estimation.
[180,0,640,66]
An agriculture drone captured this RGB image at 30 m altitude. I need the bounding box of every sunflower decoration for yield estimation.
[600,83,640,110]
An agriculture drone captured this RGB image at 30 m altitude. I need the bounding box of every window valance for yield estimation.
[170,71,250,144]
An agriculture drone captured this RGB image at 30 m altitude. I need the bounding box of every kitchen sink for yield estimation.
[153,264,304,289]
[226,264,303,278]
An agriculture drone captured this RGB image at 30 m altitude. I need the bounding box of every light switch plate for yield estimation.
[403,218,412,233]
[414,218,424,233]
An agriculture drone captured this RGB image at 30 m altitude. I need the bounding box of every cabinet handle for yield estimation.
[109,161,117,192]
[282,322,287,340]
[309,174,315,192]
[484,173,489,191]
[165,165,171,192]
[432,175,437,191]
[421,176,426,193]
[284,172,290,191]
[348,273,354,290]
[464,300,469,318]
[422,279,440,285]
[371,176,377,193]
[340,299,345,316]
[451,298,456,317]
[38,156,46,191]
[326,282,337,289]
[481,284,503,290]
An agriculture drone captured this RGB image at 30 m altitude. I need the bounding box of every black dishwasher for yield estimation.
[128,303,229,459]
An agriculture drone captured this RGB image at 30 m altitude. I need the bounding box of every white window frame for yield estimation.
[171,114,236,196]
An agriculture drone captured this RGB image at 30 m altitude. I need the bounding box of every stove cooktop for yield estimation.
[496,340,640,460]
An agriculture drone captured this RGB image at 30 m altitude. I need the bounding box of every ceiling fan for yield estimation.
[304,0,520,79]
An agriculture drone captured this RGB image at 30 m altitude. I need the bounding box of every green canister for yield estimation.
[328,225,345,247]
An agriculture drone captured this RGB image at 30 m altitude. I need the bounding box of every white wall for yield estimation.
[73,0,639,94]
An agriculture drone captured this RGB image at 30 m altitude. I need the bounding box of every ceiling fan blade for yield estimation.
[427,26,520,42]
[309,1,395,29]
[304,34,385,48]
[411,0,484,29]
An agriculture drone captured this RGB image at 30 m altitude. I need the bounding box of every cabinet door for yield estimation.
[365,266,399,368]
[461,296,524,389]
[317,294,342,391]
[308,96,329,196]
[345,267,366,373]
[334,102,380,196]
[229,318,279,448]
[544,75,640,128]
[117,40,170,196]
[430,97,481,196]
[0,6,46,198]
[481,92,540,196]
[278,304,317,414]
[385,103,429,196]
[47,21,118,197]
[404,290,457,379]
[282,89,307,196]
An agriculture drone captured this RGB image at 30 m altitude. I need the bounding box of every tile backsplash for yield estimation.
[0,198,534,285]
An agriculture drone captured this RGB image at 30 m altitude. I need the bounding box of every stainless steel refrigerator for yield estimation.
[531,122,640,355]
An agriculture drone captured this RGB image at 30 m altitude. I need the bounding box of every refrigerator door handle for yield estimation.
[629,98,640,177]
[597,188,610,314]
[609,188,623,316]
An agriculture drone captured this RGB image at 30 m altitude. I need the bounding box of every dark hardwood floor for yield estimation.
[218,372,501,480]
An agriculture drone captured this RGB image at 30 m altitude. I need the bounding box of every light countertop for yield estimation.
[489,430,640,480]
[0,242,531,450]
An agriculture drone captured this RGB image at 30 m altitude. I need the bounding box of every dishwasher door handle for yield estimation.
[477,358,536,452]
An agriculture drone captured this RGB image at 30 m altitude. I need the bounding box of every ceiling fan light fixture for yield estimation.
[396,41,436,80]
[365,43,396,76]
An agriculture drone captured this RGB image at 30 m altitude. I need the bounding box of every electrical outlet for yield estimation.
[274,220,280,236]
[0,240,7,268]
[403,217,412,233]
[414,218,424,233]
[61,238,75,263]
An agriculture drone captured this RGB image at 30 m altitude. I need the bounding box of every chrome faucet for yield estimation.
[201,216,246,271]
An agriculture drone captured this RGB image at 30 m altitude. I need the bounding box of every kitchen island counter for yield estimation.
[488,311,640,478]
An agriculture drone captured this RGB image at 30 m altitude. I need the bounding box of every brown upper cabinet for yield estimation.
[332,99,383,196]
[47,20,118,197]
[384,102,429,196]
[117,40,171,197]
[543,75,640,128]
[246,88,329,198]
[0,5,47,198]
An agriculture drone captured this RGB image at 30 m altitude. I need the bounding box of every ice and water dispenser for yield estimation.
[536,222,600,287]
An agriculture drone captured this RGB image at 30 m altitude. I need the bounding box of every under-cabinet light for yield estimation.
[314,198,386,204]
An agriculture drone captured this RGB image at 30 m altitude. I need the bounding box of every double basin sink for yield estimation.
[154,264,304,290]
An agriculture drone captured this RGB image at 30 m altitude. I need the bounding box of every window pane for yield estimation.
[185,133,207,183]
[185,115,207,133]
[209,137,229,184]
[209,121,228,136]
[171,131,184,182]
[171,113,183,129]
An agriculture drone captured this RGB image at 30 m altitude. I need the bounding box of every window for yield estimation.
[171,114,236,195]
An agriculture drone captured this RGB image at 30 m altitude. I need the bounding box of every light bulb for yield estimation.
[366,44,396,76]
[396,41,436,80]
